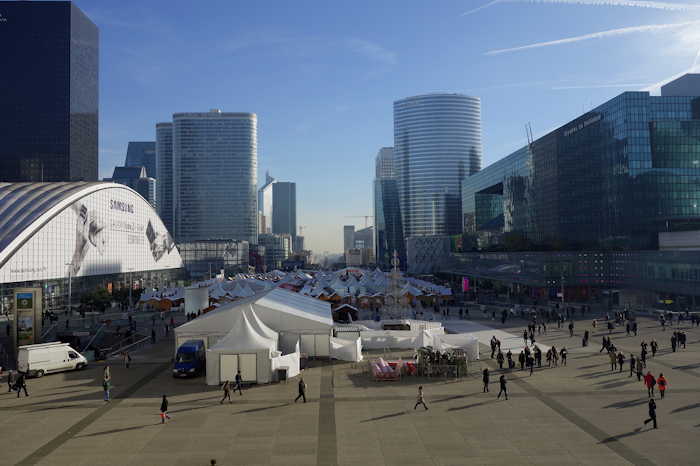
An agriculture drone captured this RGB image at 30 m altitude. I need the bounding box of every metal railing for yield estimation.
[107,335,151,358]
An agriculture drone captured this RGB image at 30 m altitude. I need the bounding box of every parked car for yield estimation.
[173,340,205,377]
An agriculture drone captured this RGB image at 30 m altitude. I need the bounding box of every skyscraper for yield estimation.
[271,182,296,237]
[343,225,355,253]
[156,123,174,233]
[125,141,157,178]
[0,1,98,182]
[258,172,276,234]
[171,110,257,244]
[394,93,482,238]
[373,147,405,269]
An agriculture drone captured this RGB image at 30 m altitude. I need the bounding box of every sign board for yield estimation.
[462,277,470,292]
[14,287,42,347]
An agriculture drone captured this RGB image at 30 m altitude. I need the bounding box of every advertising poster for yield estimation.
[0,187,182,284]
[14,288,41,346]
[462,277,470,292]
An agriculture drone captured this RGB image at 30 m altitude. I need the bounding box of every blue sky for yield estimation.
[78,0,700,253]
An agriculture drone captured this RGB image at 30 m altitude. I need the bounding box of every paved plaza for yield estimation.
[1,313,699,465]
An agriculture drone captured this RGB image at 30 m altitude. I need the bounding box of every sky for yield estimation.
[77,0,700,254]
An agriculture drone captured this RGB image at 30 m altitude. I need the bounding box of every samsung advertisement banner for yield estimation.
[0,187,183,284]
[14,287,42,346]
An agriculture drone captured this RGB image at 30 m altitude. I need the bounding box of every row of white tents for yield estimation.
[174,287,363,385]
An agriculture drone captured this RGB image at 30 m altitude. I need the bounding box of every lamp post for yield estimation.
[561,272,565,308]
[127,268,134,311]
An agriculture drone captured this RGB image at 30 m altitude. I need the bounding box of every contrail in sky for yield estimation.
[463,0,700,15]
[485,21,700,55]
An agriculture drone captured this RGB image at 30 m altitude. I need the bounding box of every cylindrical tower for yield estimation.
[394,93,482,237]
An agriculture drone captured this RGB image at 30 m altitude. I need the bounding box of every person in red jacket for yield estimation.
[644,371,656,398]
[657,374,668,399]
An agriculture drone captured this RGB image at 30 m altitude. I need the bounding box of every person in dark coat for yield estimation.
[629,354,636,377]
[160,395,171,423]
[220,380,232,404]
[295,377,307,403]
[234,371,243,395]
[643,398,657,429]
[496,351,504,370]
[482,368,490,392]
[497,375,508,400]
[14,373,29,398]
[518,351,525,370]
[7,370,15,393]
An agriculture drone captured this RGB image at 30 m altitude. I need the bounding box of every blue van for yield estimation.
[173,340,205,377]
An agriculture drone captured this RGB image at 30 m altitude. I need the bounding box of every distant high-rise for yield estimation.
[125,141,157,178]
[271,182,296,237]
[343,225,355,253]
[0,1,98,182]
[156,123,174,233]
[171,110,257,244]
[394,93,482,238]
[258,172,276,234]
[375,147,395,179]
[373,147,405,269]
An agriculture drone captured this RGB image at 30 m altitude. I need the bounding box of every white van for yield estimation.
[17,342,88,377]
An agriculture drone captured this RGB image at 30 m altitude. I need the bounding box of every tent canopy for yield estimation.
[208,311,276,354]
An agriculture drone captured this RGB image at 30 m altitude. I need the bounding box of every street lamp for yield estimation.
[127,267,134,310]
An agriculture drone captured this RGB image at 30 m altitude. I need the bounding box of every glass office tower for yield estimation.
[172,110,258,244]
[156,123,174,234]
[373,147,405,269]
[271,182,297,237]
[0,1,98,182]
[462,74,700,250]
[125,141,157,178]
[394,93,482,238]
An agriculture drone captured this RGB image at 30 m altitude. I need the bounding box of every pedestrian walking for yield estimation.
[160,395,171,423]
[609,351,617,371]
[220,380,232,404]
[497,375,508,400]
[643,398,658,429]
[560,347,567,366]
[636,359,643,382]
[568,321,574,337]
[644,371,656,398]
[14,373,29,398]
[617,352,625,373]
[496,351,504,369]
[629,355,635,377]
[413,385,428,410]
[527,354,534,376]
[104,365,111,381]
[482,368,490,393]
[657,374,668,399]
[7,370,15,393]
[650,339,657,358]
[123,351,131,368]
[671,334,677,352]
[234,370,243,396]
[518,351,525,370]
[151,328,156,344]
[294,377,307,403]
[103,378,111,402]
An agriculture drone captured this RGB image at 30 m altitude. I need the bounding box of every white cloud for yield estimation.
[345,39,398,66]
[462,0,502,16]
[485,21,700,55]
[464,0,700,15]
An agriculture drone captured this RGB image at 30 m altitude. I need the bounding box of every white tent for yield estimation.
[252,288,333,333]
[330,336,363,362]
[205,311,277,386]
[434,334,480,360]
[245,304,279,345]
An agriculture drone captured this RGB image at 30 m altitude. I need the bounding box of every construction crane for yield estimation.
[344,215,374,228]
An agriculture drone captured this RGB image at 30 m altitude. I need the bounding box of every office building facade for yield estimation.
[125,141,157,178]
[258,234,291,271]
[156,123,174,233]
[0,1,98,182]
[373,147,405,269]
[462,74,700,251]
[343,225,355,253]
[171,110,257,244]
[394,93,482,239]
[271,182,296,237]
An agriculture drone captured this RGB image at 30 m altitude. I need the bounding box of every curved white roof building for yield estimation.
[0,182,183,285]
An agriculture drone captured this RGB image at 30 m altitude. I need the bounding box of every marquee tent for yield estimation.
[205,310,278,386]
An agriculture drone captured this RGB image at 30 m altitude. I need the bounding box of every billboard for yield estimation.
[14,287,42,346]
[0,186,183,284]
[462,277,470,292]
